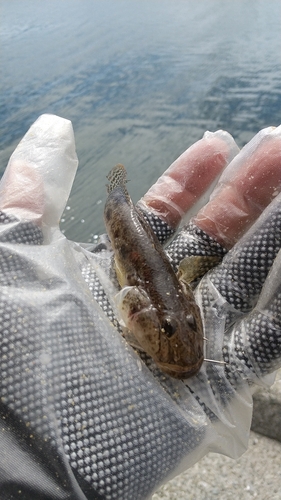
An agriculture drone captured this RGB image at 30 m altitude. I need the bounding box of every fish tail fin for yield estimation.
[106,164,129,195]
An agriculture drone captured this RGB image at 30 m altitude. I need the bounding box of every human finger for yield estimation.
[167,126,281,271]
[137,130,239,243]
[195,125,281,249]
[229,248,281,381]
[0,114,78,230]
[189,190,281,399]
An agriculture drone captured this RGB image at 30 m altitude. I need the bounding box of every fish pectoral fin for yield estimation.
[177,255,222,284]
[114,257,127,288]
[114,257,140,289]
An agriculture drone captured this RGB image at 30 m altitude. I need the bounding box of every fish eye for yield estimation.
[161,317,177,338]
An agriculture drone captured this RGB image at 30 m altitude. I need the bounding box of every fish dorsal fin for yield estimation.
[106,163,129,196]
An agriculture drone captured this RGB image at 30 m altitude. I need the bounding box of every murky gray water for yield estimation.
[1,0,280,240]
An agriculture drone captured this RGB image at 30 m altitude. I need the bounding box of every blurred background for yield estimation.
[1,0,280,241]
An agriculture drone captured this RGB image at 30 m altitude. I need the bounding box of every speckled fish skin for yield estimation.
[104,164,204,379]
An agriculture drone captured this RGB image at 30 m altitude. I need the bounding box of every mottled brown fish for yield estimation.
[104,164,205,379]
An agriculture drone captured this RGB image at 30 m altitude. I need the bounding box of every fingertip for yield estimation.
[0,158,44,224]
[141,130,239,228]
[195,126,281,248]
[0,114,78,228]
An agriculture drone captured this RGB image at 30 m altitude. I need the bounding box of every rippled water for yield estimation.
[1,0,281,240]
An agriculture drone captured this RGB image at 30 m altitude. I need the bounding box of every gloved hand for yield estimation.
[0,114,280,500]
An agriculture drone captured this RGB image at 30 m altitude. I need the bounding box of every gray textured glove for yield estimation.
[0,115,280,500]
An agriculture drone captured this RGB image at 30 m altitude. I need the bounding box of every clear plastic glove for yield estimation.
[0,115,280,500]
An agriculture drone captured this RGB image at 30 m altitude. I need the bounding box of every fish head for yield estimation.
[115,285,204,379]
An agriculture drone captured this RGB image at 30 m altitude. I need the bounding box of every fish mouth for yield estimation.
[157,356,204,379]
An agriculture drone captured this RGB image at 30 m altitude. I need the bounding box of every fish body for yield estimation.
[104,164,204,379]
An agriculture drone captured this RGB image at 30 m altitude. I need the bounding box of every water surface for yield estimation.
[1,0,280,240]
